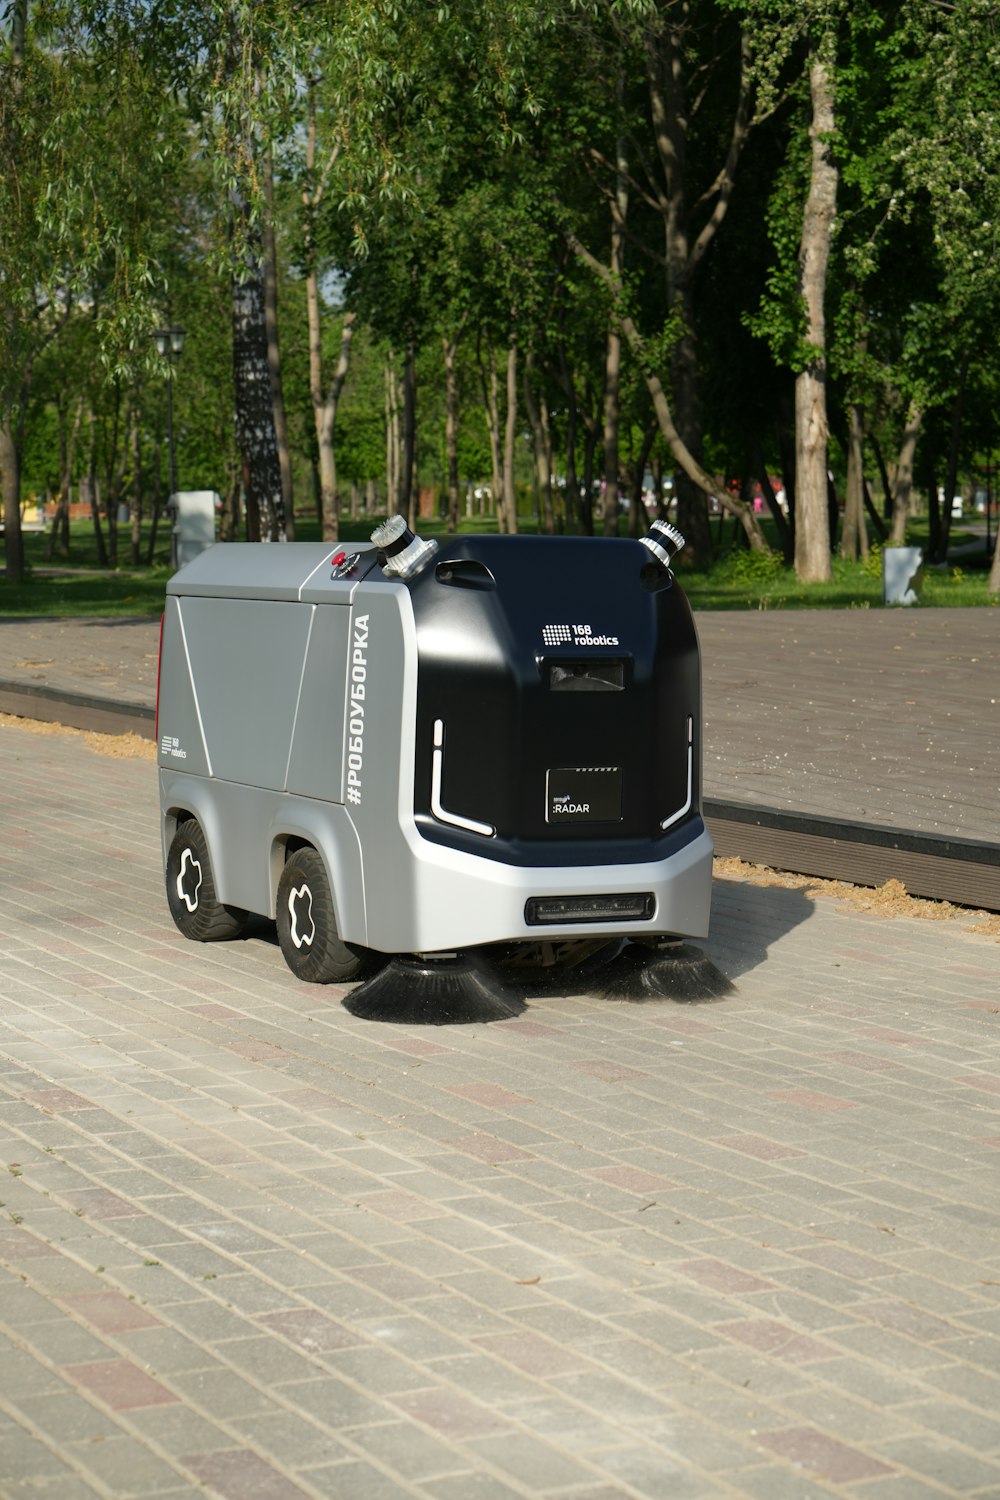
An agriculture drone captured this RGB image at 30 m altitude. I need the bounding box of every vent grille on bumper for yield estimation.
[524,893,655,926]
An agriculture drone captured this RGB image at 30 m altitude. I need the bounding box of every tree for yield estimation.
[3,0,178,575]
[794,35,837,582]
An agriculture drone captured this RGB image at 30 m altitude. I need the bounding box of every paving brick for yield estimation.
[756,1424,894,1482]
[872,1435,1000,1492]
[62,1358,180,1411]
[184,1448,313,1498]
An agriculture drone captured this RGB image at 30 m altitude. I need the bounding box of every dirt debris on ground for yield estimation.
[0,712,155,761]
[714,855,1000,940]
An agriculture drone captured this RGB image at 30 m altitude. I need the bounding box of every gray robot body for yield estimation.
[157,532,713,980]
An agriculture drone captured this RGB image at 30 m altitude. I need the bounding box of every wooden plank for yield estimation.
[0,680,155,740]
[706,799,1000,913]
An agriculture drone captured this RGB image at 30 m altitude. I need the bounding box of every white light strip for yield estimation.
[431,719,496,837]
[660,716,693,831]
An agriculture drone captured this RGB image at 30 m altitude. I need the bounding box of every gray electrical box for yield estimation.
[168,490,218,569]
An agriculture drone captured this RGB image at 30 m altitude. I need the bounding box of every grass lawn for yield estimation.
[1,512,996,618]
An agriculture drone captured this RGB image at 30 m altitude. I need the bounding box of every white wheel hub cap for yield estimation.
[176,848,203,913]
[288,884,316,949]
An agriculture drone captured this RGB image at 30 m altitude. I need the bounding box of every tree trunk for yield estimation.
[304,80,351,539]
[753,443,793,560]
[862,476,888,543]
[242,455,261,541]
[443,330,461,533]
[523,353,554,535]
[841,402,869,561]
[401,339,417,531]
[503,334,519,535]
[263,148,294,538]
[889,400,923,547]
[46,395,82,561]
[794,52,837,583]
[602,126,628,539]
[216,471,240,543]
[629,422,656,538]
[84,410,108,567]
[147,440,164,563]
[932,357,968,563]
[643,19,753,565]
[232,247,286,543]
[130,417,143,566]
[539,389,555,533]
[104,402,133,572]
[477,332,504,529]
[988,527,1000,596]
[313,313,355,543]
[384,353,400,513]
[581,424,599,536]
[0,417,24,581]
[556,337,581,533]
[0,4,26,579]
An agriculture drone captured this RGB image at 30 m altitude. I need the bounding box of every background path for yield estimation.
[1,605,997,840]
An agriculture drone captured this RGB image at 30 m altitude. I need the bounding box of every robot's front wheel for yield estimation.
[166,819,249,942]
[276,847,367,984]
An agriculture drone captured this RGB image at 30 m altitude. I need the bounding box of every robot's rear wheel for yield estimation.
[276,847,367,984]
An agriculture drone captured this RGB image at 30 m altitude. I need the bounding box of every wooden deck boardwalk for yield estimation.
[1,604,997,899]
[698,608,999,845]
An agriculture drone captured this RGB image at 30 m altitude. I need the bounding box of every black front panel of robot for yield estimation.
[406,535,701,868]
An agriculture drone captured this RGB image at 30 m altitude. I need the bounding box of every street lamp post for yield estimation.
[152,323,186,500]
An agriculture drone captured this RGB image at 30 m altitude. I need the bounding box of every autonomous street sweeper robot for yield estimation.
[156,518,727,1021]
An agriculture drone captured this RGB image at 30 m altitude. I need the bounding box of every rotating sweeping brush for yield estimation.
[343,952,526,1025]
[595,940,734,1004]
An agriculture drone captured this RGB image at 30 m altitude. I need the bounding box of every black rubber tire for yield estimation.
[275,847,366,984]
[166,819,249,942]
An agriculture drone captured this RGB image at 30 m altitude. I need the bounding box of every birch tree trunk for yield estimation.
[794,51,838,583]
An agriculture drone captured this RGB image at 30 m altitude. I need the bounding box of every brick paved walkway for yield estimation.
[1,719,999,1498]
